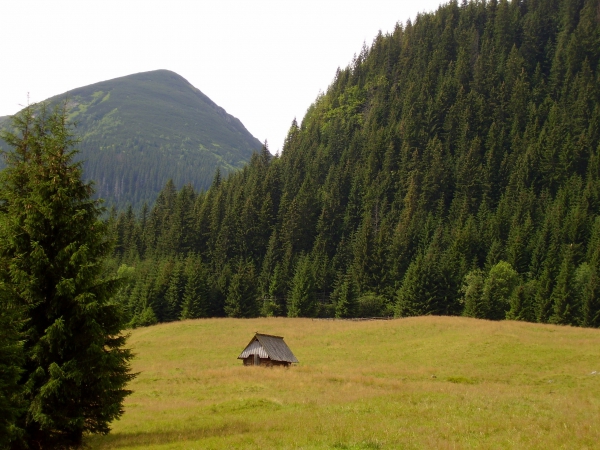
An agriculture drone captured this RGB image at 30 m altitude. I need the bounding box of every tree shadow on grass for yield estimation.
[87,420,250,448]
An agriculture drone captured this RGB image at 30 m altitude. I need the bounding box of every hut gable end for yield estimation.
[237,333,299,365]
[238,339,268,359]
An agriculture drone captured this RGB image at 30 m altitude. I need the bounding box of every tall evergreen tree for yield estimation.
[396,235,460,317]
[506,280,538,322]
[0,103,134,448]
[180,255,209,320]
[164,258,185,322]
[550,245,579,325]
[461,269,486,319]
[573,262,599,327]
[287,254,317,317]
[334,277,358,318]
[224,261,258,318]
[0,292,23,447]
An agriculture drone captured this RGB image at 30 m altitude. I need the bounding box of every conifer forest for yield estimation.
[110,0,600,329]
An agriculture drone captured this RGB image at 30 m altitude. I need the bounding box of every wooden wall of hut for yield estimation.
[242,357,290,367]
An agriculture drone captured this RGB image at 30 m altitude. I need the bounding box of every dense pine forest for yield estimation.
[110,0,600,328]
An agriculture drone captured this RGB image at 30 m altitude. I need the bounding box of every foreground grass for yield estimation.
[89,317,600,449]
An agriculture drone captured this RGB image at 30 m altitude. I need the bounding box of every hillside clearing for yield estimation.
[89,317,600,449]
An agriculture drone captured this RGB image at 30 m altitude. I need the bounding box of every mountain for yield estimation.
[0,70,262,208]
[114,0,599,328]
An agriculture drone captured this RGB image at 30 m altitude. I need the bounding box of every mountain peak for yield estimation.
[2,71,262,209]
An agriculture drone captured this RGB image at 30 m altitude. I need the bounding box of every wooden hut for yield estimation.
[237,333,299,367]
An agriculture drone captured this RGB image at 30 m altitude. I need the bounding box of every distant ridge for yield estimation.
[0,70,262,209]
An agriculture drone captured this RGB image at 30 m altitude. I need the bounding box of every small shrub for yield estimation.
[131,306,158,328]
[260,295,280,317]
[357,293,388,317]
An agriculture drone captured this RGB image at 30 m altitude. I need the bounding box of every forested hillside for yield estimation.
[0,70,262,209]
[110,0,600,328]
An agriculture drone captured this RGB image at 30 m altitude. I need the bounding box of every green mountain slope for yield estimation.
[115,0,599,327]
[1,70,262,208]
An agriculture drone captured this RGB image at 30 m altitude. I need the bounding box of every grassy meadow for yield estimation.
[89,317,600,449]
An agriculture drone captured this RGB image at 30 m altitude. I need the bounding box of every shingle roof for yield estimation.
[237,333,299,363]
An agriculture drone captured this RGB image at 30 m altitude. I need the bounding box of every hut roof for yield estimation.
[237,333,299,363]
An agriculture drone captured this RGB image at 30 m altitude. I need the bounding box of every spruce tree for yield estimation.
[0,292,23,447]
[396,239,459,317]
[550,246,578,325]
[506,281,538,323]
[0,103,134,448]
[573,262,599,327]
[180,255,209,320]
[164,258,185,321]
[335,277,358,318]
[581,219,600,327]
[224,261,258,318]
[287,254,317,317]
[461,269,486,319]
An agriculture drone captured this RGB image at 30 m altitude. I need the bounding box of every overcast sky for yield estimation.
[1,0,444,154]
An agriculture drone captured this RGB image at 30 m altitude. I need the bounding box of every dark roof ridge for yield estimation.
[255,332,284,339]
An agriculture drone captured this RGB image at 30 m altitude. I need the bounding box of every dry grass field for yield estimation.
[88,317,600,449]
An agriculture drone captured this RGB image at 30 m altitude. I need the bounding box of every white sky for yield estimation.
[0,0,444,154]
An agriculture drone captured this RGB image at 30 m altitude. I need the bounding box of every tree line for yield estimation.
[110,0,600,328]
